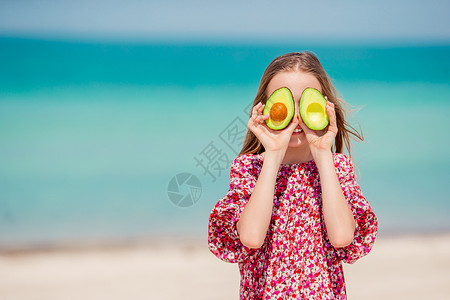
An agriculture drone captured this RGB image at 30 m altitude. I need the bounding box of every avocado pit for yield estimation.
[269,102,288,122]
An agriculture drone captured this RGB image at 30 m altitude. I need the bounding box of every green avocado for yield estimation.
[299,88,329,130]
[263,87,295,130]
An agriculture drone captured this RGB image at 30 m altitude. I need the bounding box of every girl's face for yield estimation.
[266,70,322,149]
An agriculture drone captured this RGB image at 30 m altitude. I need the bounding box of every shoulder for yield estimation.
[231,153,263,175]
[232,153,263,168]
[332,153,355,174]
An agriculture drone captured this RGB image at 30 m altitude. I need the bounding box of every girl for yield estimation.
[208,52,378,299]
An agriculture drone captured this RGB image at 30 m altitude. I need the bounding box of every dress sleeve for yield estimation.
[208,155,257,263]
[333,154,378,264]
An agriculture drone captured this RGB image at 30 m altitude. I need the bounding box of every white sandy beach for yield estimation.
[1,234,449,300]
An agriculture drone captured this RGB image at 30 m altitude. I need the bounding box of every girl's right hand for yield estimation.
[247,102,299,154]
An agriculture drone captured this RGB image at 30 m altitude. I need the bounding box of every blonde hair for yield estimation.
[240,51,363,157]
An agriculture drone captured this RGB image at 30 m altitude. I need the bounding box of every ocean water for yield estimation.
[0,37,449,247]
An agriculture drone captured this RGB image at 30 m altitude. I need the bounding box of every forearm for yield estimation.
[315,151,356,248]
[237,151,283,249]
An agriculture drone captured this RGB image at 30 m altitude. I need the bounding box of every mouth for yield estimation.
[293,127,303,134]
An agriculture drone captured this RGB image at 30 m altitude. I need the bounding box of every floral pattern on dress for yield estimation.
[208,153,378,299]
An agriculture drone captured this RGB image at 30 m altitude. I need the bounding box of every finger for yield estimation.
[258,105,267,119]
[258,103,265,114]
[253,103,270,124]
[256,114,269,124]
[283,115,299,134]
[248,117,272,137]
[248,103,276,135]
[251,102,262,118]
[290,111,300,127]
[292,111,299,124]
[249,113,270,132]
[297,111,314,135]
[326,101,338,131]
[249,105,262,127]
[253,102,267,120]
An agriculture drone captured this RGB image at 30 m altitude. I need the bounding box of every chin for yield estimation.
[287,135,307,148]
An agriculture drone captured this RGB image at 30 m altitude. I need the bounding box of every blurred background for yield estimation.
[0,0,449,299]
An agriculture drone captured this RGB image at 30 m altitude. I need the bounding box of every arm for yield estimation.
[236,150,283,249]
[315,151,356,248]
[298,101,356,248]
[236,102,298,249]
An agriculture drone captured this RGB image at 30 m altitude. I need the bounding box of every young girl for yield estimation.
[208,52,377,299]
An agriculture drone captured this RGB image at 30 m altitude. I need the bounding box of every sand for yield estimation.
[1,234,449,300]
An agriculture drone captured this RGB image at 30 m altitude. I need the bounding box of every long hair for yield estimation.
[239,51,364,157]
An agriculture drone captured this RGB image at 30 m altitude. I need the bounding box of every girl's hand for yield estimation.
[298,99,338,158]
[247,102,298,154]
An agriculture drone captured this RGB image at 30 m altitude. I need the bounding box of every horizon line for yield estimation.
[1,32,450,48]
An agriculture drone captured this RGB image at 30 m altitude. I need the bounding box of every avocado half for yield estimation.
[263,87,295,130]
[299,88,329,130]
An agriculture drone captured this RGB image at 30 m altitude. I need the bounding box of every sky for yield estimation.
[0,0,449,44]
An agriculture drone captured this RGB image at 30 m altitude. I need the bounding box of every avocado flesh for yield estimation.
[299,88,329,130]
[263,87,295,130]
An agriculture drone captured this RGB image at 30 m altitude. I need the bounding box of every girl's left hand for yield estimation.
[298,99,338,157]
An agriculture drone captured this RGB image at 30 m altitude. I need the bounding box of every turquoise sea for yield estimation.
[1,37,449,248]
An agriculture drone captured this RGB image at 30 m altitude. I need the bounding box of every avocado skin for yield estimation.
[299,88,329,130]
[263,87,295,130]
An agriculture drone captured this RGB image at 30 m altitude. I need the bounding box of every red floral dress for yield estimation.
[208,153,378,299]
